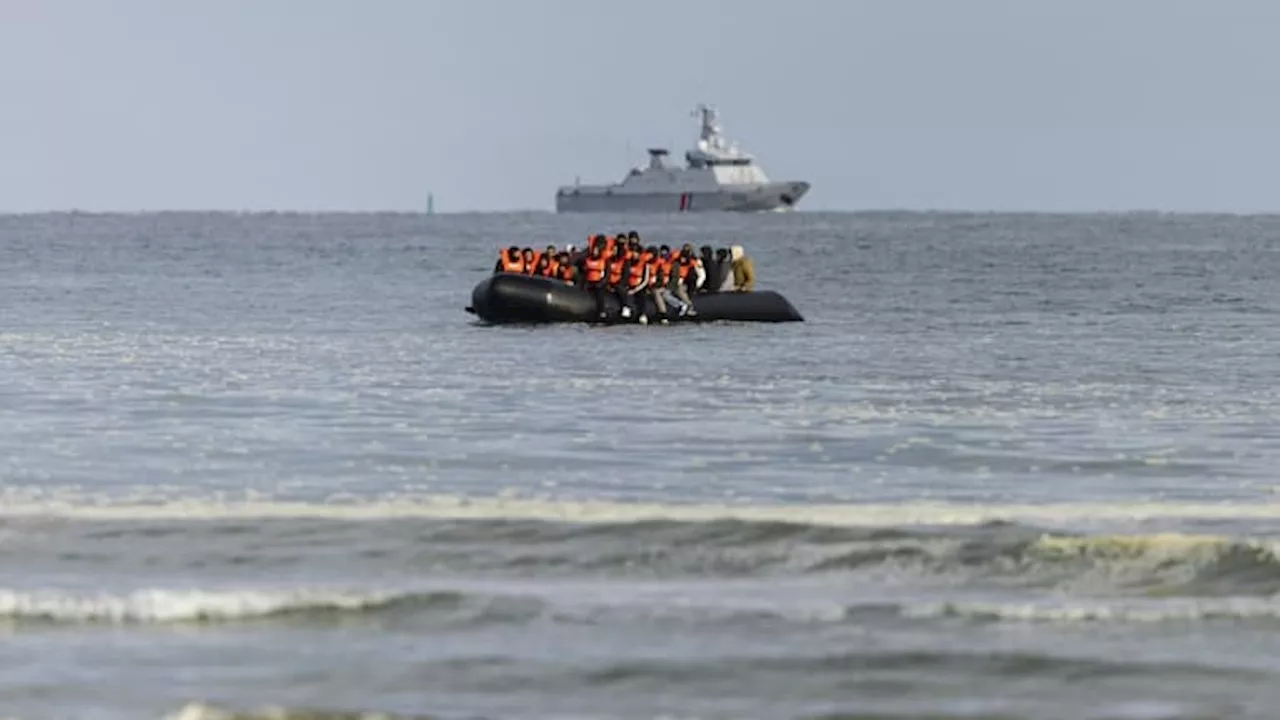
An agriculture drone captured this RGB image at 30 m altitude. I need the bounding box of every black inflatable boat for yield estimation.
[466,273,804,325]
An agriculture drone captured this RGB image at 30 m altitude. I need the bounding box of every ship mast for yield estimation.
[693,103,733,155]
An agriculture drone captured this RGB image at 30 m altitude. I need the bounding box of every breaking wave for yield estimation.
[397,522,1280,597]
[4,574,1280,628]
[13,515,1280,594]
[0,587,543,626]
[5,491,1280,526]
[5,495,1280,627]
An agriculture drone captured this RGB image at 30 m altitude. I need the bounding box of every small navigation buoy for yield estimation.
[427,193,435,215]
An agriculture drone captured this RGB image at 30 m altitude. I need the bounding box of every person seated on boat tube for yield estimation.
[608,244,648,321]
[543,249,563,277]
[579,241,611,319]
[662,247,699,317]
[730,245,756,292]
[555,251,576,285]
[605,244,628,293]
[619,247,653,323]
[644,246,675,323]
[495,246,525,274]
[521,247,538,274]
[650,244,690,315]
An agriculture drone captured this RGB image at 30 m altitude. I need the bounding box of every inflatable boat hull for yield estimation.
[467,273,803,324]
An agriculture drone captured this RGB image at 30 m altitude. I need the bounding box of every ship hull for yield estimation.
[467,273,804,325]
[554,182,809,213]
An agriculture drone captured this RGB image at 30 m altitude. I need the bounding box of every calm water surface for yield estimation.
[2,211,1280,719]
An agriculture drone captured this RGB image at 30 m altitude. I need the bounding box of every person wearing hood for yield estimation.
[699,245,726,294]
[730,245,755,292]
[716,248,735,292]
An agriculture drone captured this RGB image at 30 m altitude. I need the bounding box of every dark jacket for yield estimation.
[702,255,728,292]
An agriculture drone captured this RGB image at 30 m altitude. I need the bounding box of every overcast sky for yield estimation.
[2,0,1277,213]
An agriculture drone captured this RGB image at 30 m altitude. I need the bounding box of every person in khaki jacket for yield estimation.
[730,245,756,292]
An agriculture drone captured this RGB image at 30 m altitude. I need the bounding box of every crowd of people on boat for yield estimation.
[493,230,756,323]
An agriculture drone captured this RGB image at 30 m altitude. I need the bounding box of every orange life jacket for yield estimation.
[648,256,667,286]
[675,257,694,281]
[658,257,673,283]
[583,256,606,284]
[558,263,575,283]
[607,257,625,285]
[626,260,648,290]
[499,254,525,273]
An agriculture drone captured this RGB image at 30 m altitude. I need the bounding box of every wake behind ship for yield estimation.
[555,105,811,213]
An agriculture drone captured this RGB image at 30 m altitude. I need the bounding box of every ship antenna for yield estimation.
[693,103,722,148]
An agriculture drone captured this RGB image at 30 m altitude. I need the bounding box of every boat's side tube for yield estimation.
[470,273,599,323]
[687,290,804,322]
[470,273,804,324]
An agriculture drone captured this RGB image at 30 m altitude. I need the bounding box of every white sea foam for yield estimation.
[165,702,407,720]
[6,581,1270,629]
[0,581,847,627]
[904,596,1280,623]
[0,587,397,623]
[165,701,648,720]
[1,491,1279,528]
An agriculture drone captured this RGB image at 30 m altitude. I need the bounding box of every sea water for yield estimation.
[1,210,1279,719]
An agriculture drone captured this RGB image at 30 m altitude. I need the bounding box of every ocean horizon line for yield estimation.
[1,207,1278,218]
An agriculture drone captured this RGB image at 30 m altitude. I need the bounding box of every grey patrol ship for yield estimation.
[555,104,810,213]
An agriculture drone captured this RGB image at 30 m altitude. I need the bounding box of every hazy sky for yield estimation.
[2,0,1278,213]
